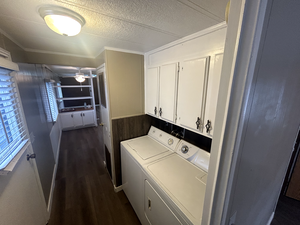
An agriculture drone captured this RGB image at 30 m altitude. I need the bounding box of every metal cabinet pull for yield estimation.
[148,198,151,210]
[154,106,157,115]
[196,117,201,129]
[80,113,82,117]
[159,108,162,116]
[205,120,211,133]
[83,113,85,116]
[71,114,73,118]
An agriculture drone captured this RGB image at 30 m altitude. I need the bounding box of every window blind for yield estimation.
[0,68,28,170]
[45,82,58,122]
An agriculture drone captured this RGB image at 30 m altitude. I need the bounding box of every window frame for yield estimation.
[45,81,59,123]
[0,69,29,172]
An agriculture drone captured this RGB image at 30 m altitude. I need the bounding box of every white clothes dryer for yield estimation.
[121,126,180,224]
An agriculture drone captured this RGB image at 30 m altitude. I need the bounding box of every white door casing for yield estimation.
[96,64,115,182]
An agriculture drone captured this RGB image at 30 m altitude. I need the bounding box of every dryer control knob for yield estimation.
[168,138,174,145]
[181,145,189,154]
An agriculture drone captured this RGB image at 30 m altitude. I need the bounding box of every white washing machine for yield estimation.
[121,126,180,224]
[142,140,210,225]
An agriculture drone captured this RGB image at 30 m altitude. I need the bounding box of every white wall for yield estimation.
[210,0,300,224]
[50,115,62,164]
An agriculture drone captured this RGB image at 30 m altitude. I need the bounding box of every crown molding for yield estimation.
[145,22,227,56]
[24,48,95,59]
[104,47,144,55]
[0,28,25,50]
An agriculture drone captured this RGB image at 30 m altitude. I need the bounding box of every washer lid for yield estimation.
[147,154,207,224]
[127,136,170,160]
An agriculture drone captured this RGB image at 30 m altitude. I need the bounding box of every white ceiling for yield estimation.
[0,0,228,58]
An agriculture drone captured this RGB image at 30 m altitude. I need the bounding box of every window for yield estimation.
[0,69,28,170]
[45,82,58,122]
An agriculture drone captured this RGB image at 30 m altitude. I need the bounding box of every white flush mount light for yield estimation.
[75,72,86,83]
[39,6,85,36]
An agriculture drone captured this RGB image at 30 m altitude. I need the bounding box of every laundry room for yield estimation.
[1,1,300,225]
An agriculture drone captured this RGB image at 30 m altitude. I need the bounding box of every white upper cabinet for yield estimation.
[145,67,159,117]
[144,23,227,138]
[159,63,178,123]
[203,52,224,137]
[177,57,210,133]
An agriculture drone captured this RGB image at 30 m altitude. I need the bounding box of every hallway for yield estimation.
[48,127,141,225]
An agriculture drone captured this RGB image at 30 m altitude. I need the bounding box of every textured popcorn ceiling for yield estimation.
[0,0,228,57]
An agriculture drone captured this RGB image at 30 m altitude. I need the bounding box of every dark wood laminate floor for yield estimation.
[271,195,300,225]
[48,127,141,225]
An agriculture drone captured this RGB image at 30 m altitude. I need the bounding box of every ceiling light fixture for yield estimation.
[75,73,85,83]
[39,6,85,36]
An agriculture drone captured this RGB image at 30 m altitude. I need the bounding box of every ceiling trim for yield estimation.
[94,47,105,58]
[0,27,25,50]
[104,47,144,56]
[24,48,95,59]
[177,0,224,22]
[145,22,227,56]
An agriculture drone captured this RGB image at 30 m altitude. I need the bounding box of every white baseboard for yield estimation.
[114,184,123,193]
[47,163,57,213]
[47,129,62,213]
[266,212,274,225]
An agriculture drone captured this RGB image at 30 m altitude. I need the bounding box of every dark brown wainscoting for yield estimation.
[112,115,152,186]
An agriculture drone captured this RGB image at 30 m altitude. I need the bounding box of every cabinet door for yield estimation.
[159,63,178,122]
[144,180,182,225]
[73,112,83,127]
[177,57,209,132]
[60,113,74,129]
[82,110,95,126]
[145,67,159,117]
[203,53,223,137]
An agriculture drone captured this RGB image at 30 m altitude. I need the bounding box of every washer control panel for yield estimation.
[176,141,199,161]
[168,138,174,145]
[148,126,180,151]
[181,145,189,154]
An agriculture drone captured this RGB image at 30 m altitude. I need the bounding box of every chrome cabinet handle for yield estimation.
[71,114,73,118]
[205,120,211,133]
[196,117,201,129]
[159,108,162,116]
[154,107,157,115]
[80,113,82,117]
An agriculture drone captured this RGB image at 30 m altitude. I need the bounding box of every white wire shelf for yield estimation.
[56,97,93,100]
[53,85,91,88]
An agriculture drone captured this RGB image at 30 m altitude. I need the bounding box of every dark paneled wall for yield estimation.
[112,115,152,186]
